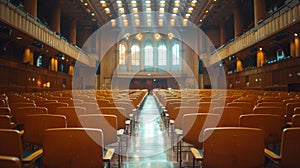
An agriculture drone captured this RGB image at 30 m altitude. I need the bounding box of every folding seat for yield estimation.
[0,115,16,129]
[253,106,285,119]
[14,107,48,129]
[191,127,264,168]
[178,113,220,167]
[286,102,300,122]
[54,107,86,127]
[10,103,36,120]
[292,114,300,127]
[43,128,114,168]
[43,102,68,114]
[226,102,253,113]
[99,107,129,134]
[0,129,42,168]
[0,107,11,115]
[240,114,284,149]
[213,106,247,127]
[265,128,300,167]
[256,102,285,109]
[79,114,123,166]
[24,114,67,147]
[34,100,58,107]
[80,102,99,114]
[0,155,22,168]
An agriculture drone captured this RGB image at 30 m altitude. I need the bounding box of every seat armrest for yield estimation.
[191,147,203,160]
[264,148,281,160]
[103,148,115,161]
[23,149,43,163]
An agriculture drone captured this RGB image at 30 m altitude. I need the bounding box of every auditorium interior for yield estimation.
[0,0,300,167]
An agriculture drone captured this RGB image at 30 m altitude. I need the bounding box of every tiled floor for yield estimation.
[110,95,188,168]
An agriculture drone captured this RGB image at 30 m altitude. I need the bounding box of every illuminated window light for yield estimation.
[123,19,128,27]
[159,8,164,13]
[131,1,137,7]
[185,13,190,18]
[172,7,178,13]
[160,0,165,7]
[183,19,188,26]
[117,1,122,7]
[145,0,151,7]
[188,7,193,13]
[133,7,138,13]
[170,19,175,26]
[105,8,110,14]
[171,14,177,17]
[159,13,164,17]
[158,19,163,26]
[147,19,152,26]
[100,1,105,4]
[119,8,125,14]
[135,19,140,26]
[121,14,126,17]
[111,19,116,27]
[101,2,107,7]
[146,8,151,13]
[134,14,139,18]
[174,0,180,7]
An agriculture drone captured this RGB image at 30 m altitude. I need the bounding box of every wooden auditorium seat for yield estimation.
[0,129,43,168]
[43,128,114,168]
[292,114,300,127]
[43,102,68,114]
[240,114,284,148]
[179,113,220,167]
[0,115,16,129]
[0,155,22,168]
[191,127,265,168]
[54,107,86,127]
[265,128,300,168]
[24,114,67,147]
[213,106,248,127]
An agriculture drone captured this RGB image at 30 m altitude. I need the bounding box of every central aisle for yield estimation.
[122,95,176,168]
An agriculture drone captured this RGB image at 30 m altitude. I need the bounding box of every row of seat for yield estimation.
[153,89,300,167]
[0,89,148,168]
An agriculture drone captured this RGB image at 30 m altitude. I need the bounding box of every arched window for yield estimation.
[119,43,126,65]
[131,44,140,66]
[158,44,167,66]
[144,44,153,66]
[172,43,180,65]
[36,55,42,67]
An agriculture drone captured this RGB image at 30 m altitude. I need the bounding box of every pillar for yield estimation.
[70,19,77,45]
[254,0,266,26]
[295,35,300,57]
[24,0,37,18]
[220,22,226,46]
[51,2,61,33]
[234,2,244,38]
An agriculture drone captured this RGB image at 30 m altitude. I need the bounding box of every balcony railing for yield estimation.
[0,0,90,65]
[209,0,300,66]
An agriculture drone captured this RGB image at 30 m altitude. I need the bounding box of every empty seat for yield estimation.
[191,127,265,168]
[0,107,11,116]
[240,114,284,148]
[292,114,300,127]
[43,128,114,168]
[44,102,68,114]
[54,107,86,127]
[14,107,48,128]
[24,114,67,146]
[0,115,16,129]
[0,155,22,168]
[265,128,300,167]
[0,129,42,167]
[213,106,247,127]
